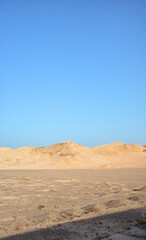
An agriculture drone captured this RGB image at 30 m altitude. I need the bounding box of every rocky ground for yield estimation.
[0,169,146,239]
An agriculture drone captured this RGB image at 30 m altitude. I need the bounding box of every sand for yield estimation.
[0,169,146,239]
[0,142,145,239]
[0,142,146,169]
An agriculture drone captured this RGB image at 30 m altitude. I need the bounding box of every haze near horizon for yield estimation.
[0,0,146,149]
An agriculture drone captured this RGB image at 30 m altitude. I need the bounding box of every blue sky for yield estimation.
[0,0,146,148]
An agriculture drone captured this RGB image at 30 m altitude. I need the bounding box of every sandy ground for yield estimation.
[0,169,146,240]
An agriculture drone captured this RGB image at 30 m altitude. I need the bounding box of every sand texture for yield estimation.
[0,169,146,239]
[0,142,146,169]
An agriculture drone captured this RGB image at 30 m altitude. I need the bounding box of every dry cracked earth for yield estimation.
[0,169,146,240]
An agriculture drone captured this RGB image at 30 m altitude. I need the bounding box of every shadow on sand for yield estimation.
[1,207,146,240]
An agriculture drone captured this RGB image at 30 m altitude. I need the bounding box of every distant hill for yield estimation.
[0,142,146,169]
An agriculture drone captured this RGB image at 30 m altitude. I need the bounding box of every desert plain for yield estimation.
[0,142,146,240]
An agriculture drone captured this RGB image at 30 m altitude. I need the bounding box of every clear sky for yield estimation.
[0,0,146,149]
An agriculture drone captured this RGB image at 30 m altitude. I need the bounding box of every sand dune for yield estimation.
[0,141,145,169]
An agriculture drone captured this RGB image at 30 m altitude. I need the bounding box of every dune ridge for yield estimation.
[0,141,145,169]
